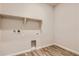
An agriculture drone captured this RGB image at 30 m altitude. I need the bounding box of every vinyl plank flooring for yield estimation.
[17,45,78,56]
[35,49,45,56]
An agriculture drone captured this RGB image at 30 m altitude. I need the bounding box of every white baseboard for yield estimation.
[7,43,79,56]
[54,43,79,55]
[6,49,32,56]
[36,43,54,50]
[7,43,54,56]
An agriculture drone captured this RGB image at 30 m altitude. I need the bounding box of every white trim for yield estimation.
[6,43,54,56]
[54,43,79,55]
[36,43,54,50]
[6,49,32,56]
[7,43,79,56]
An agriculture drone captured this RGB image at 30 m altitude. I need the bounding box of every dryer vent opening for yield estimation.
[31,40,36,48]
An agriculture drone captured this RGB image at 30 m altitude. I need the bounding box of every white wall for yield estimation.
[0,3,54,55]
[0,17,1,40]
[55,3,79,52]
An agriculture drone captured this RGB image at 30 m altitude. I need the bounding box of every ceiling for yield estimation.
[49,3,59,7]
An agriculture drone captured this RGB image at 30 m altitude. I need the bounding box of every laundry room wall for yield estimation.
[0,3,54,55]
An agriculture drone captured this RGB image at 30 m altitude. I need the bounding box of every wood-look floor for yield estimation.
[17,45,78,56]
